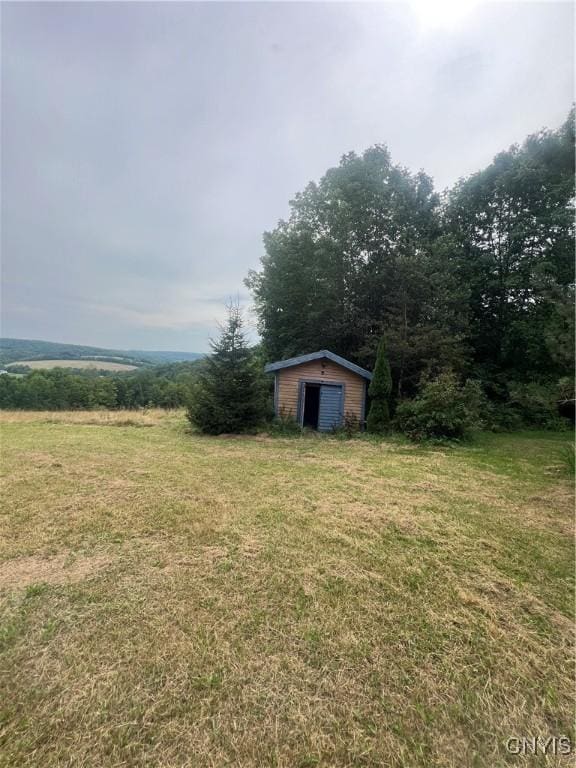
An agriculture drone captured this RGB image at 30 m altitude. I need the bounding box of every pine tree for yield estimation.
[187,304,267,434]
[366,336,392,433]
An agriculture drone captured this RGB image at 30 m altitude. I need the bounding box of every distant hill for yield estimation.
[0,338,204,367]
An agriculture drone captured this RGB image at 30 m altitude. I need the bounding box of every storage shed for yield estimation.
[265,350,373,431]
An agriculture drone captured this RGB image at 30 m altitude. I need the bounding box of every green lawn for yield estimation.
[0,410,573,767]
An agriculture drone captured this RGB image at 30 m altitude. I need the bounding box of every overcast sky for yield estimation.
[1,1,573,352]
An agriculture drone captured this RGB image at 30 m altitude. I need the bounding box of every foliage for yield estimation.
[395,372,483,441]
[506,382,567,430]
[2,365,31,374]
[557,376,575,402]
[248,110,574,415]
[186,305,269,434]
[267,409,303,436]
[482,378,572,432]
[342,411,360,437]
[444,109,575,385]
[482,400,524,433]
[330,412,361,439]
[0,363,202,410]
[246,145,467,396]
[367,336,392,433]
[366,400,390,436]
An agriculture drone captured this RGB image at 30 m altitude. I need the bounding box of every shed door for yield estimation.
[318,384,343,432]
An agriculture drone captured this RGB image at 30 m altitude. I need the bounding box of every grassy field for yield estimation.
[0,410,573,767]
[6,359,138,371]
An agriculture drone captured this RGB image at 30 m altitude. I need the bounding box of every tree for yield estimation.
[247,111,574,405]
[92,377,118,409]
[444,109,575,385]
[366,336,392,433]
[187,304,268,434]
[246,145,468,394]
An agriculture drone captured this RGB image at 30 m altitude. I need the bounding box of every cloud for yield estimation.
[84,303,212,331]
[1,2,573,351]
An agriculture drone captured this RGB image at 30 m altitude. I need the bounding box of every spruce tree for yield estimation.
[367,336,392,433]
[187,304,267,434]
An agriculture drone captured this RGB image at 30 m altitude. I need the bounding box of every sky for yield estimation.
[1,1,573,353]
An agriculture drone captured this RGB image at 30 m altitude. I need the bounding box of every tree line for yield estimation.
[0,363,202,410]
[2,112,573,436]
[246,110,574,424]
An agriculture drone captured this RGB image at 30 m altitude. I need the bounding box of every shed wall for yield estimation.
[276,359,366,424]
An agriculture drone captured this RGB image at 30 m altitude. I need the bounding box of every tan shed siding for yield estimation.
[276,359,366,422]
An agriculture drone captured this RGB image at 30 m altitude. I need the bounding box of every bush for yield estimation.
[366,399,390,435]
[267,409,302,436]
[332,411,360,439]
[507,382,567,430]
[483,401,523,433]
[395,372,483,441]
[480,379,570,432]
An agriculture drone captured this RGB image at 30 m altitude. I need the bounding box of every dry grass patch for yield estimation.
[0,407,179,427]
[0,552,113,589]
[6,359,138,371]
[0,412,573,767]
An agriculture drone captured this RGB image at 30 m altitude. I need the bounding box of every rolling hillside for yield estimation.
[0,338,203,367]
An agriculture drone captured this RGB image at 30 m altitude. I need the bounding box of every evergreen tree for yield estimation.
[187,304,267,434]
[366,336,392,433]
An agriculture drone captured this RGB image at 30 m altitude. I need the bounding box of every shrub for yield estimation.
[483,401,523,433]
[367,336,392,434]
[332,411,360,439]
[480,379,570,432]
[366,399,391,435]
[395,372,483,441]
[267,409,302,436]
[507,382,567,430]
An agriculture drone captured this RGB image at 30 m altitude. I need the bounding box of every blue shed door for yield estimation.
[318,384,343,431]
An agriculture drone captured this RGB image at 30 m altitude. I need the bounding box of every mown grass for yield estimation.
[0,410,573,767]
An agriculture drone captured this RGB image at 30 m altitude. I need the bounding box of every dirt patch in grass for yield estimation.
[0,552,113,589]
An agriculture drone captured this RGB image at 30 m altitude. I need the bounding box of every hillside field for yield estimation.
[0,337,203,366]
[6,359,139,372]
[0,410,573,767]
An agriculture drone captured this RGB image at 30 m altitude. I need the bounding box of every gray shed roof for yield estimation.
[264,350,372,380]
